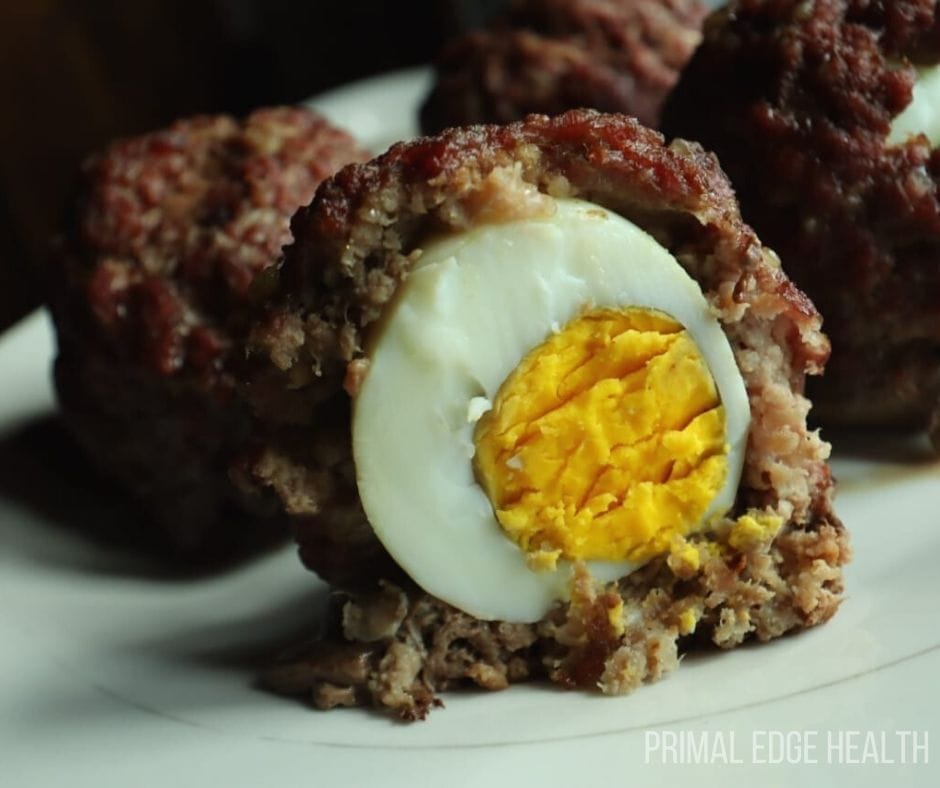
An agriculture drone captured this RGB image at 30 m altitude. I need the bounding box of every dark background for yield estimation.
[0,0,506,333]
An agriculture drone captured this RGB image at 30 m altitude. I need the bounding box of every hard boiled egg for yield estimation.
[888,63,940,147]
[352,198,750,623]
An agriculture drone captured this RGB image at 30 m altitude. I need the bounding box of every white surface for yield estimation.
[353,198,748,622]
[2,69,939,787]
[306,66,430,152]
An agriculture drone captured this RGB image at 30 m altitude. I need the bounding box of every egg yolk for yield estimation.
[473,307,729,568]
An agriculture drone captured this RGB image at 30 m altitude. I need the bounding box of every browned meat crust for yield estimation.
[420,0,707,133]
[662,0,940,439]
[244,110,848,717]
[47,108,369,556]
[266,523,846,720]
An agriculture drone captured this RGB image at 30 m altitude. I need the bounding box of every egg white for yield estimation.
[352,198,750,623]
[888,62,940,147]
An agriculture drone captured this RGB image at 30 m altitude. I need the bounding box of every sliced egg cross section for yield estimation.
[352,198,750,623]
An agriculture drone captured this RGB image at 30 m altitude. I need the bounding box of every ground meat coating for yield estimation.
[420,0,707,134]
[244,109,848,717]
[662,0,940,439]
[47,108,369,556]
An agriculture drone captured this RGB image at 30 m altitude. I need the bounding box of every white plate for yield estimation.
[2,70,939,788]
[306,66,431,152]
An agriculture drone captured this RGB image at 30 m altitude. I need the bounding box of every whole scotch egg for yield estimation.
[47,107,370,557]
[245,111,848,717]
[353,198,749,622]
[420,0,708,134]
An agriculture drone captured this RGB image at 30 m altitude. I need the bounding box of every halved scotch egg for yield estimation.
[245,111,849,719]
[354,198,749,622]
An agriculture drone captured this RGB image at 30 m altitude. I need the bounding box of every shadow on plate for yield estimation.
[124,584,334,672]
[13,585,340,734]
[0,414,287,580]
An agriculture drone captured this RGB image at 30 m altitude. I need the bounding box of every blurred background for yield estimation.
[0,0,507,333]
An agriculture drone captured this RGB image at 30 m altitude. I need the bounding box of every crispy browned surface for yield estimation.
[245,109,847,717]
[47,108,369,556]
[421,0,707,133]
[662,0,940,437]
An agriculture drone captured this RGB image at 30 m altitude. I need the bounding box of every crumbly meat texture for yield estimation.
[244,110,848,718]
[266,524,845,720]
[420,0,707,134]
[662,0,940,439]
[47,108,369,556]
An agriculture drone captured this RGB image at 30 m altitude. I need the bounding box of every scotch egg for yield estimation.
[246,111,847,718]
[353,198,749,622]
[47,107,369,556]
[663,0,940,439]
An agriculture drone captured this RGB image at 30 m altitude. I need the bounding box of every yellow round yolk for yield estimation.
[473,307,729,568]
